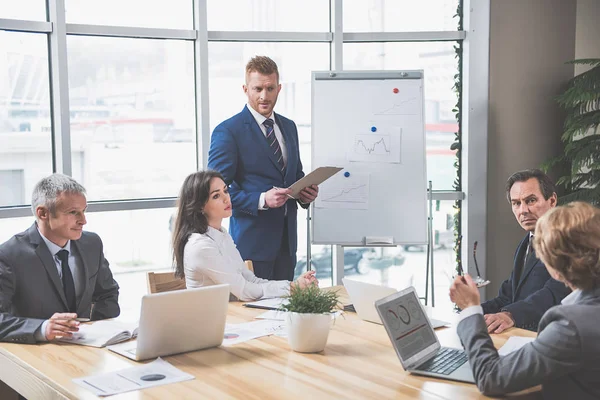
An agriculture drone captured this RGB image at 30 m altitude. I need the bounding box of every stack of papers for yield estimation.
[498,336,535,356]
[74,358,194,397]
[223,320,288,345]
[59,320,138,348]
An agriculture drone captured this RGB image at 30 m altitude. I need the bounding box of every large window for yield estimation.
[67,36,197,200]
[0,31,52,207]
[1,0,466,314]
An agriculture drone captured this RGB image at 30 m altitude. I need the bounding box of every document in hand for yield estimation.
[59,320,138,348]
[287,166,343,199]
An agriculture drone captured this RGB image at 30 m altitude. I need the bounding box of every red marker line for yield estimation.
[395,324,427,341]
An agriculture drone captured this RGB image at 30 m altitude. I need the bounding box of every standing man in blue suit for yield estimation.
[208,56,318,281]
[481,169,570,333]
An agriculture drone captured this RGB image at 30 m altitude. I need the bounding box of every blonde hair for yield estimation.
[534,202,600,290]
[245,56,279,82]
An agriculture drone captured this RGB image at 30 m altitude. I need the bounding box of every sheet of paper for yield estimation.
[347,126,403,164]
[287,166,343,199]
[254,310,342,322]
[222,320,287,345]
[74,358,194,397]
[315,172,369,210]
[497,336,535,356]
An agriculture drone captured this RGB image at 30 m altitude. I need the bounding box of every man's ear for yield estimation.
[36,206,49,221]
[550,193,558,207]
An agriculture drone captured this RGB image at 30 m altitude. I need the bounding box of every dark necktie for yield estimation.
[517,237,534,283]
[57,250,77,312]
[263,118,285,172]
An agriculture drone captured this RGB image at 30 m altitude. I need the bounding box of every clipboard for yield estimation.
[288,166,343,199]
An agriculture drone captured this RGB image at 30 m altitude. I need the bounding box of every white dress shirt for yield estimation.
[183,226,291,301]
[36,228,85,341]
[246,104,287,210]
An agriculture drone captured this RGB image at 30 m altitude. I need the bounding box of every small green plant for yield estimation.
[280,285,341,314]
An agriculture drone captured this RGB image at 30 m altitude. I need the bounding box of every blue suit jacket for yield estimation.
[481,234,571,331]
[208,106,305,262]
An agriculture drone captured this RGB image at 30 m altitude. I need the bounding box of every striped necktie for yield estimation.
[263,118,285,172]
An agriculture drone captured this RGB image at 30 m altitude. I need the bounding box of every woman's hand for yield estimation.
[293,270,319,290]
[449,274,481,310]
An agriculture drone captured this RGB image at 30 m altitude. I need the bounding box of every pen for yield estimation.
[272,186,295,199]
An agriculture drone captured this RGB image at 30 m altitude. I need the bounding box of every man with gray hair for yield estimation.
[0,173,120,343]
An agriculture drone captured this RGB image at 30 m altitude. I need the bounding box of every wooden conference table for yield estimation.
[0,287,539,400]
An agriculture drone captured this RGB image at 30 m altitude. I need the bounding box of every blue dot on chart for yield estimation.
[344,172,350,177]
[371,126,377,132]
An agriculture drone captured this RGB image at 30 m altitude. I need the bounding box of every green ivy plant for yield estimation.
[451,0,464,276]
[279,285,341,314]
[542,59,600,204]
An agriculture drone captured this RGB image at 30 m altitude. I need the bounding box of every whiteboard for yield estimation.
[311,71,427,245]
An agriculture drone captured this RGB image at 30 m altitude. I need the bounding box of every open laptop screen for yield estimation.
[378,290,437,361]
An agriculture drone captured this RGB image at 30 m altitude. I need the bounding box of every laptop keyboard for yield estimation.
[417,347,468,375]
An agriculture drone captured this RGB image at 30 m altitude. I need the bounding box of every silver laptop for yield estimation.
[108,284,230,361]
[375,286,475,384]
[343,278,448,329]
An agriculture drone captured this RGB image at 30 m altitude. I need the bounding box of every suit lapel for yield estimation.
[275,113,292,176]
[243,106,285,176]
[511,235,529,296]
[72,240,89,314]
[28,225,69,310]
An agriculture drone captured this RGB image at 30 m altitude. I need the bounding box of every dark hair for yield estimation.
[505,169,557,203]
[245,55,279,81]
[173,170,225,279]
[534,202,600,290]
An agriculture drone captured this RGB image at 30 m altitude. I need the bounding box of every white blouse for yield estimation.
[183,226,290,301]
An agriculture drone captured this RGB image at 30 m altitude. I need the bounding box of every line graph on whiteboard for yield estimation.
[373,97,418,116]
[348,128,402,163]
[354,135,391,156]
[315,174,369,210]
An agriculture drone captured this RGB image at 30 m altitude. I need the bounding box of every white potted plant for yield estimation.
[280,285,341,353]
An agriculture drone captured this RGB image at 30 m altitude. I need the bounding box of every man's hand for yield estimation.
[449,274,481,310]
[298,185,319,204]
[45,313,80,340]
[265,187,292,209]
[292,270,318,290]
[484,312,515,334]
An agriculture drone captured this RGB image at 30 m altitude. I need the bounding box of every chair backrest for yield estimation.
[147,271,187,294]
[244,260,254,273]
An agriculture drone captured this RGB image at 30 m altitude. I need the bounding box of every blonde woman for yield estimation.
[450,202,600,399]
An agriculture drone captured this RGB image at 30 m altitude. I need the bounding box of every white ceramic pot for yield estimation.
[285,312,332,353]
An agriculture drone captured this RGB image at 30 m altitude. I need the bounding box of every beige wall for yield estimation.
[484,0,576,299]
[575,0,600,74]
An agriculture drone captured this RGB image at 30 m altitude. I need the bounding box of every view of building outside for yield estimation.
[0,0,460,316]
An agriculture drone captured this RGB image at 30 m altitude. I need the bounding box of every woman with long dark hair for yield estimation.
[173,170,317,301]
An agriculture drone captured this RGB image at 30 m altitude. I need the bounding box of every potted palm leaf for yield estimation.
[279,285,341,353]
[542,58,600,204]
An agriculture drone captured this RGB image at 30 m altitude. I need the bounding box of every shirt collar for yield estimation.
[561,289,581,305]
[247,103,274,127]
[205,225,227,245]
[37,226,71,256]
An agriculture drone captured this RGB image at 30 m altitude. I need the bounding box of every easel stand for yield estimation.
[423,181,435,307]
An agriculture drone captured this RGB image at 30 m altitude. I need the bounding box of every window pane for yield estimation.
[0,216,35,244]
[343,200,458,310]
[64,0,192,29]
[67,36,196,200]
[208,42,330,284]
[344,42,458,190]
[343,0,459,32]
[85,208,175,321]
[1,0,46,21]
[0,31,52,207]
[207,0,329,32]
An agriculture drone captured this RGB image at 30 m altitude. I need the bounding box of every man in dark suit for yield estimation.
[481,169,570,333]
[0,174,120,343]
[208,56,318,281]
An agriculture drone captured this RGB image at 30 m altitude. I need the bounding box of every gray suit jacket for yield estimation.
[0,224,120,344]
[458,288,600,399]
